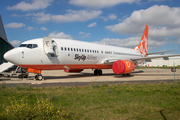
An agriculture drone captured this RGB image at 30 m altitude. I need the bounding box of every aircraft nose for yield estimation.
[4,48,19,64]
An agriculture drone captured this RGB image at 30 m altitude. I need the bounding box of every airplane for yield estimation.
[4,25,180,80]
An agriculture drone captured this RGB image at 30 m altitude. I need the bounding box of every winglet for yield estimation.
[133,25,148,57]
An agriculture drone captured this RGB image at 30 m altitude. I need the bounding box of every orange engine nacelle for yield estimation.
[112,60,135,74]
[64,69,84,73]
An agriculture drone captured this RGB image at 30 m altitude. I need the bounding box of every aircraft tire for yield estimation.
[94,69,102,75]
[126,73,130,76]
[98,69,102,75]
[38,75,43,81]
[35,74,43,81]
[23,73,29,78]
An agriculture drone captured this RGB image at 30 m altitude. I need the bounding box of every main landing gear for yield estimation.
[122,73,131,76]
[35,74,43,81]
[94,69,102,75]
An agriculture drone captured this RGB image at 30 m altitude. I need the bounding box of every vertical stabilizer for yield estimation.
[0,15,8,41]
[133,25,148,57]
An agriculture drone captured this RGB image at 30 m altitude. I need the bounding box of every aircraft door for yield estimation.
[43,37,59,65]
[43,37,59,57]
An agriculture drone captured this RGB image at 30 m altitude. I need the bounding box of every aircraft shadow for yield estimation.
[23,70,144,80]
[40,71,145,80]
[133,74,179,76]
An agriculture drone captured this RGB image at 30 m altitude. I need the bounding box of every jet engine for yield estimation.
[112,60,135,74]
[64,69,84,73]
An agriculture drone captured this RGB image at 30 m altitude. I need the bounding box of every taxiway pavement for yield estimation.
[0,68,180,87]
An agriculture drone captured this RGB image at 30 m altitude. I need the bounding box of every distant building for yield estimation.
[144,56,180,67]
[0,15,14,65]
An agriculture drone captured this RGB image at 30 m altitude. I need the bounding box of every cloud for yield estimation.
[7,0,53,11]
[41,26,48,31]
[10,40,21,46]
[94,37,166,49]
[69,0,139,9]
[87,22,97,27]
[79,32,91,38]
[108,14,117,20]
[26,26,34,30]
[148,0,164,1]
[48,32,73,39]
[79,32,85,34]
[26,10,102,23]
[100,13,117,21]
[105,5,180,41]
[5,22,25,28]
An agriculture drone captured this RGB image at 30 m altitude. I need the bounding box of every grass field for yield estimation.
[0,82,180,120]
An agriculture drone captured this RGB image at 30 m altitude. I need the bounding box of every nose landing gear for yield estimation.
[35,74,43,81]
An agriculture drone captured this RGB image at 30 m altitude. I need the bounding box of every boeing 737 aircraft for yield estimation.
[3,25,180,80]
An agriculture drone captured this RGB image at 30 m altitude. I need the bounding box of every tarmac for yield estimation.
[0,68,180,87]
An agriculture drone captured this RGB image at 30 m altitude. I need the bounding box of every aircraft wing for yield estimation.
[147,50,176,55]
[103,54,180,65]
[103,59,118,65]
[130,54,180,61]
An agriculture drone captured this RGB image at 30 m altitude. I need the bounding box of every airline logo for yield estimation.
[133,25,148,57]
[74,54,97,61]
[134,35,148,57]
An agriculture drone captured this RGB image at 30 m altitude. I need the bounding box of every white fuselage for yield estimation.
[4,38,143,70]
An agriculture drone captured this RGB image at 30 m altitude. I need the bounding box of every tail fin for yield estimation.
[133,25,148,57]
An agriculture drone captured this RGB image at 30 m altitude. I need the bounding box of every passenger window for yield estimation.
[74,48,76,51]
[77,48,78,52]
[79,49,81,52]
[87,49,89,52]
[85,49,86,52]
[90,50,91,53]
[82,49,84,52]
[68,48,70,51]
[64,47,67,51]
[71,48,73,51]
[97,50,99,53]
[61,47,63,51]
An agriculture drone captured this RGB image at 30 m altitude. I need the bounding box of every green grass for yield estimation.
[0,82,180,119]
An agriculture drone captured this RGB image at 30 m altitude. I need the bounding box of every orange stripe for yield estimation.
[17,64,112,70]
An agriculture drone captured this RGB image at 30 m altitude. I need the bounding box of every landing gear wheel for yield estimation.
[122,74,131,76]
[94,69,102,75]
[126,73,130,76]
[94,69,98,75]
[98,69,102,75]
[35,74,43,81]
[23,73,29,78]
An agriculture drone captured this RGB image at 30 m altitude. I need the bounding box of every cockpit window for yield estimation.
[32,44,38,48]
[19,44,38,48]
[19,44,27,47]
[27,44,32,48]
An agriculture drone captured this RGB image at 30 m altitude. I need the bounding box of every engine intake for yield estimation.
[112,60,135,74]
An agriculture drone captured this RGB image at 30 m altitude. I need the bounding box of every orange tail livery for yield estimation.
[133,25,148,57]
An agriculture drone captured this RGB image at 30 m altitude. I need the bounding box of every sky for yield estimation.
[1,0,180,54]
